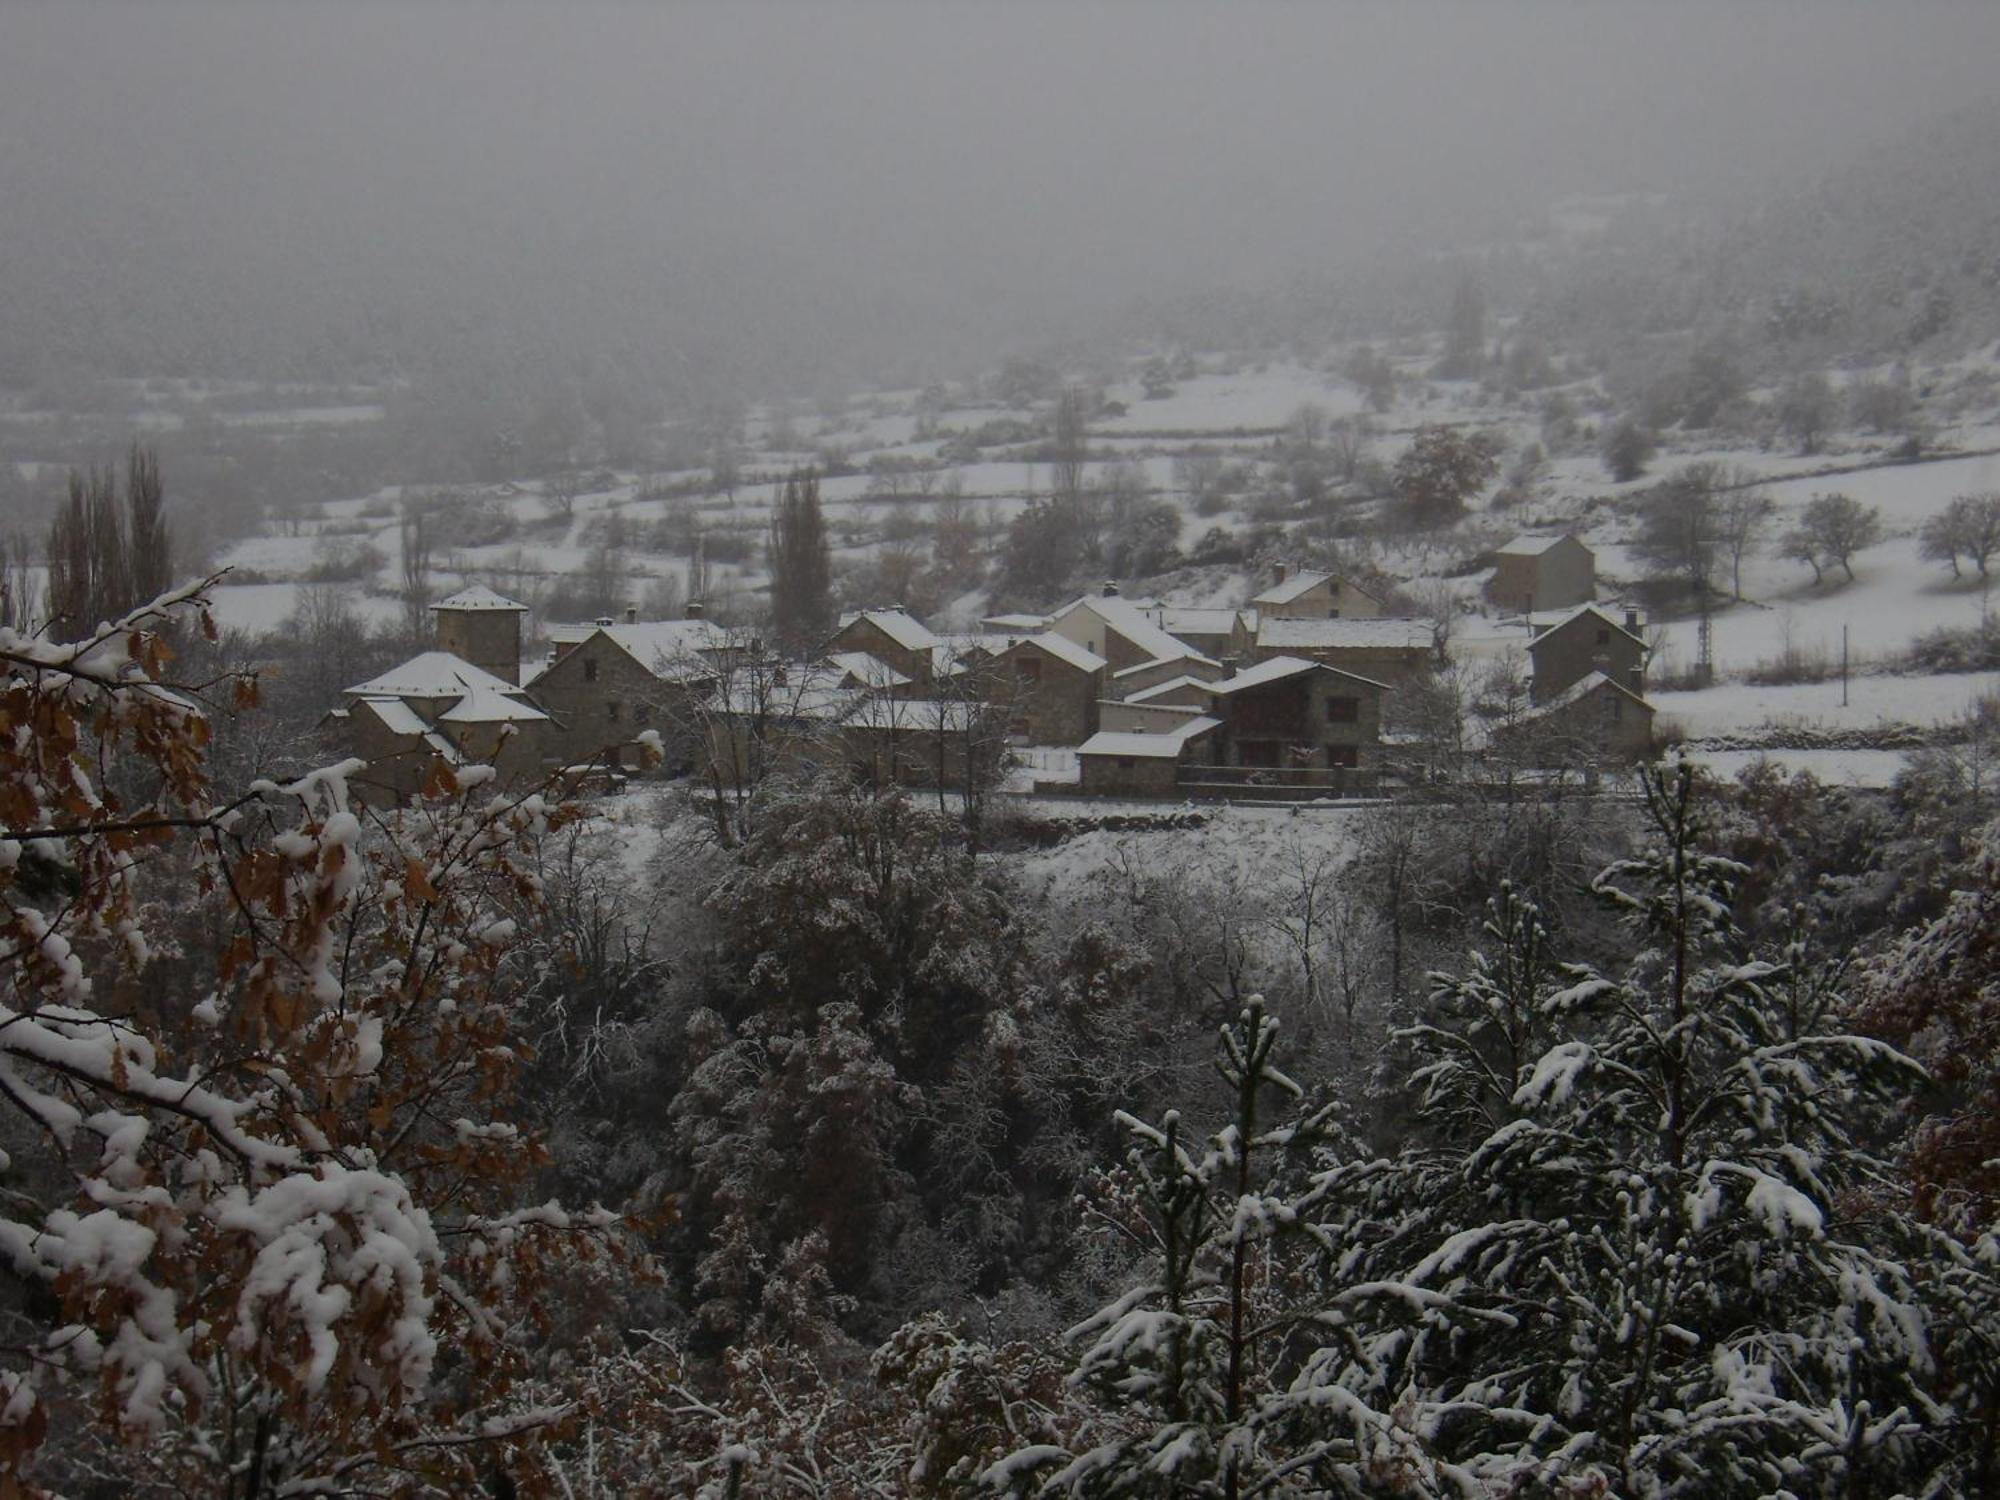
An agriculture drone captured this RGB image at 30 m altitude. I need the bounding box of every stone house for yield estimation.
[828,609,943,686]
[1077,715,1222,797]
[988,632,1107,744]
[1493,671,1655,766]
[335,651,550,805]
[530,616,735,770]
[1097,699,1213,735]
[1489,534,1595,616]
[1108,650,1227,701]
[1152,606,1251,662]
[1205,655,1388,772]
[1251,617,1433,687]
[1529,605,1646,704]
[1251,566,1385,621]
[1046,594,1211,677]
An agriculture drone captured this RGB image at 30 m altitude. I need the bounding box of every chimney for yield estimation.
[1624,607,1640,634]
[685,600,705,619]
[624,605,639,624]
[595,616,614,628]
[1274,562,1289,584]
[1102,580,1119,597]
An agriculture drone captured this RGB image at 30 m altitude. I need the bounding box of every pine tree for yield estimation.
[767,468,833,654]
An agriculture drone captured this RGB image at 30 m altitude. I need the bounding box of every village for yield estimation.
[327,528,1654,808]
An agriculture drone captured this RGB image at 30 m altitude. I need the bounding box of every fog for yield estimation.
[5,0,1999,389]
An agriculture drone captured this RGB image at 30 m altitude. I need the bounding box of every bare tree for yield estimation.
[1717,484,1775,600]
[1921,493,2000,580]
[1783,492,1881,585]
[399,496,435,642]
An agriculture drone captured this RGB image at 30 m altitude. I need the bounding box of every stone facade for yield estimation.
[1209,660,1385,771]
[1496,673,1654,766]
[431,591,527,685]
[530,632,711,770]
[1490,534,1595,616]
[827,612,938,685]
[1252,568,1384,621]
[988,637,1104,744]
[1107,652,1226,701]
[1529,606,1646,704]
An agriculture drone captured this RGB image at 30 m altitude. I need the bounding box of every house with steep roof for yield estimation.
[987,632,1107,744]
[334,651,550,804]
[1489,534,1595,615]
[1151,606,1251,662]
[1528,604,1646,704]
[1045,593,1205,676]
[1251,616,1433,686]
[1250,566,1385,621]
[530,613,741,770]
[828,609,942,686]
[1492,671,1654,766]
[1205,655,1389,774]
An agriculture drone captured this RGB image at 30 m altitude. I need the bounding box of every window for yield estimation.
[1326,696,1358,724]
[1608,696,1622,721]
[637,702,652,724]
[1117,757,1135,770]
[1015,656,1042,681]
[607,701,621,722]
[1596,627,1611,646]
[1327,744,1360,768]
[583,657,599,683]
[1327,607,1341,618]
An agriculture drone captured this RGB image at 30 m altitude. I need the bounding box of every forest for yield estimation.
[2,576,1998,1497]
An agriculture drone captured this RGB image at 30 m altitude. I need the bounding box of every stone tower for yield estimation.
[430,585,528,685]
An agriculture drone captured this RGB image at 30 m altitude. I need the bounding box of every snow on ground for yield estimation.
[1098,363,1361,433]
[1650,671,2000,739]
[205,582,400,634]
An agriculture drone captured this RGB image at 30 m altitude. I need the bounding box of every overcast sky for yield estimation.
[6,1,2000,380]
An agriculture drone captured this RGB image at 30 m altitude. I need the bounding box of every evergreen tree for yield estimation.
[767,468,834,653]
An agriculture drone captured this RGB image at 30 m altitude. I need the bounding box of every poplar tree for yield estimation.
[767,468,834,654]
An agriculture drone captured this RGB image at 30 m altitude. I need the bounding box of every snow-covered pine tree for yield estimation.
[984,997,1444,1498]
[1350,762,1940,1495]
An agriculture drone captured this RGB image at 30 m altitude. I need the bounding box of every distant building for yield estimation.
[529,614,736,770]
[1046,593,1213,676]
[988,632,1107,744]
[1251,616,1433,687]
[1150,606,1252,662]
[828,609,943,686]
[1490,534,1595,615]
[1493,671,1655,766]
[1077,715,1222,797]
[1250,566,1385,621]
[430,586,530,685]
[1206,656,1388,773]
[1529,604,1646,704]
[333,652,550,804]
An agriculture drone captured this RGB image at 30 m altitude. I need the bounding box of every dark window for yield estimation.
[1328,606,1340,618]
[583,658,599,683]
[1608,696,1622,721]
[1326,696,1359,724]
[1328,744,1360,768]
[637,702,652,724]
[607,701,621,722]
[1016,656,1042,681]
[1596,628,1610,646]
[1117,757,1135,770]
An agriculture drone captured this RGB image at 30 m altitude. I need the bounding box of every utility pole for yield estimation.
[1841,623,1849,708]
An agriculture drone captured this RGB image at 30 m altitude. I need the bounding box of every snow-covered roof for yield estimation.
[982,612,1050,632]
[1156,606,1242,637]
[1112,650,1222,679]
[1530,604,1646,651]
[837,609,940,653]
[356,697,430,737]
[344,651,520,700]
[1078,716,1222,759]
[548,618,735,669]
[1255,618,1431,651]
[1125,675,1219,704]
[828,651,911,690]
[1495,534,1583,558]
[1019,632,1108,674]
[1210,655,1390,695]
[1251,570,1332,605]
[438,684,548,724]
[1053,595,1202,665]
[1532,670,1653,717]
[430,584,528,612]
